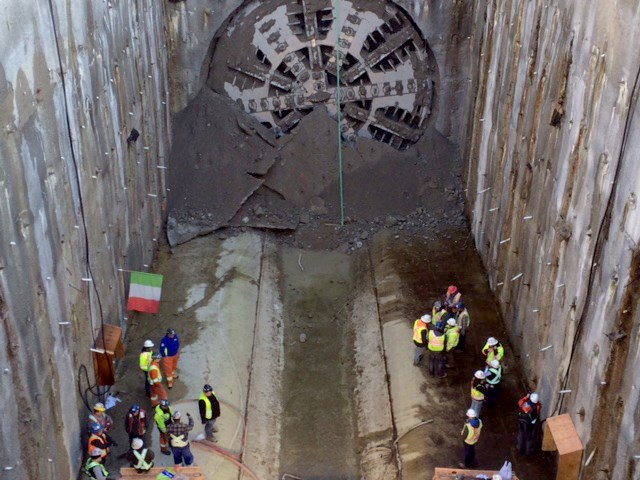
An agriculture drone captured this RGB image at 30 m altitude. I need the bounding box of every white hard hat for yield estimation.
[474,370,485,379]
[492,475,503,480]
[490,359,500,368]
[173,411,182,420]
[131,438,143,450]
[466,408,477,418]
[421,314,431,323]
[530,392,539,403]
[447,318,456,326]
[487,337,498,346]
[90,447,103,457]
[143,339,154,348]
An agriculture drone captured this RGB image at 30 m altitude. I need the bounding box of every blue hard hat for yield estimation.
[436,321,444,330]
[90,423,103,433]
[203,384,213,392]
[456,302,464,309]
[130,404,141,414]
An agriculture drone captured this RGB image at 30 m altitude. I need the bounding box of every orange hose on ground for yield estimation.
[192,440,260,480]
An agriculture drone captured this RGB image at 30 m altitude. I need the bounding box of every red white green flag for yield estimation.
[127,271,163,313]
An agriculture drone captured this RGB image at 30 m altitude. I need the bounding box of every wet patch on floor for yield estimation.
[371,228,555,478]
[278,247,360,479]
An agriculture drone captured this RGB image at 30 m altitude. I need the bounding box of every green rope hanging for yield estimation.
[334,0,345,226]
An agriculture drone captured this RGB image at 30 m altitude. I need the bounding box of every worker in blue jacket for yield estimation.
[160,328,180,388]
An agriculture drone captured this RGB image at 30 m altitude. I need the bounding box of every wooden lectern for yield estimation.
[92,324,124,386]
[542,413,584,480]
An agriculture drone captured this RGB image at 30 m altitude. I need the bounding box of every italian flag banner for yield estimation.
[127,271,163,313]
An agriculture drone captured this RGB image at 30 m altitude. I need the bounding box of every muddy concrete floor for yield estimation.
[102,227,555,479]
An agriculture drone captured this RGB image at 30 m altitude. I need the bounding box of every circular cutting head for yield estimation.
[208,0,436,150]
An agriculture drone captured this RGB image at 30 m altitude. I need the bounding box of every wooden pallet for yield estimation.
[120,466,204,479]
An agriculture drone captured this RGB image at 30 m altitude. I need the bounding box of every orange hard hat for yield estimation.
[447,285,457,295]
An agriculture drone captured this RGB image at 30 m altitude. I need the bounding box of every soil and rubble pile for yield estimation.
[167,88,466,249]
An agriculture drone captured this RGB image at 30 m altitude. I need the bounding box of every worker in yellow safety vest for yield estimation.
[431,300,448,326]
[484,359,502,405]
[412,314,430,366]
[140,339,154,398]
[461,408,483,468]
[198,384,221,442]
[85,448,109,480]
[445,318,460,368]
[427,322,446,378]
[470,370,487,417]
[154,399,174,455]
[482,337,505,365]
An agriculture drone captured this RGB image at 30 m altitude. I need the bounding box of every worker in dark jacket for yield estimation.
[166,411,195,468]
[198,384,221,442]
[124,404,148,443]
[517,392,542,455]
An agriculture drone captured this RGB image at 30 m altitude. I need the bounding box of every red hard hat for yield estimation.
[447,285,457,295]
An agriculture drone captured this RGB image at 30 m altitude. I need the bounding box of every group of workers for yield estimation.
[412,285,470,378]
[84,328,222,480]
[412,285,544,471]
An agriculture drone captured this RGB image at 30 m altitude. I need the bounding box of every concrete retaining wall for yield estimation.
[0,0,170,477]
[465,1,640,477]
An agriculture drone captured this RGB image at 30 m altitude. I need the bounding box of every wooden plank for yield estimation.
[92,351,116,386]
[95,324,124,358]
[557,449,583,480]
[545,414,583,455]
[433,467,519,479]
[120,466,204,479]
[542,420,557,451]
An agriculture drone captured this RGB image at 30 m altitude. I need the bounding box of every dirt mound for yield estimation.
[167,88,466,248]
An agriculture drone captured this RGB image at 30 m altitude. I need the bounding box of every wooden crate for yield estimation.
[542,414,583,480]
[120,466,204,479]
[92,324,124,386]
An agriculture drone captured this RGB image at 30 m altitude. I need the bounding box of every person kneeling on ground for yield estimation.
[127,437,155,473]
[166,411,195,469]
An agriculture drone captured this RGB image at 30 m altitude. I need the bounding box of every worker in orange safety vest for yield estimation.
[517,392,542,455]
[87,423,116,462]
[148,353,168,407]
[444,284,462,311]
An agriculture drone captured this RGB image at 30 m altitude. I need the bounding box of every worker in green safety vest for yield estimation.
[84,447,109,479]
[154,400,174,455]
[198,384,221,442]
[461,409,483,468]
